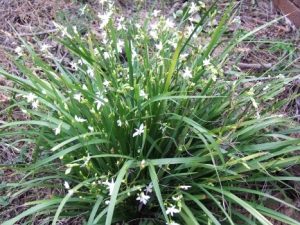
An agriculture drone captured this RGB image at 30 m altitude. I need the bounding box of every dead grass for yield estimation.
[236,0,299,68]
[0,0,79,71]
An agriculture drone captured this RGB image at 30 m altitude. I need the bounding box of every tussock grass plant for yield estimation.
[1,2,300,225]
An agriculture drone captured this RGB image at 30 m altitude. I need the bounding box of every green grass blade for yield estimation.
[148,163,169,223]
[105,160,133,225]
[87,196,103,225]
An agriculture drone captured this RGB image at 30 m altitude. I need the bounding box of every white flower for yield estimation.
[133,123,145,137]
[144,183,153,193]
[189,2,199,14]
[135,23,141,29]
[103,80,110,87]
[156,42,163,51]
[54,123,62,135]
[117,119,122,127]
[94,48,100,56]
[166,205,181,216]
[200,1,206,8]
[95,99,106,110]
[65,167,72,174]
[73,93,82,102]
[82,153,91,167]
[64,181,70,189]
[182,68,192,79]
[159,123,167,133]
[167,221,180,225]
[189,14,202,23]
[82,84,88,90]
[70,61,78,70]
[136,192,150,205]
[15,46,23,56]
[117,16,126,31]
[107,1,114,10]
[132,48,138,59]
[95,92,108,110]
[180,53,189,61]
[118,16,125,23]
[150,22,158,31]
[103,52,110,59]
[172,194,183,201]
[61,27,71,38]
[79,4,87,15]
[41,43,51,52]
[168,40,177,49]
[203,58,211,66]
[152,10,160,17]
[140,90,148,99]
[21,109,28,114]
[98,11,113,28]
[25,93,36,103]
[90,108,96,114]
[263,84,269,91]
[53,22,70,38]
[251,97,258,109]
[73,26,78,35]
[87,67,94,78]
[99,0,108,4]
[231,16,241,25]
[140,159,146,169]
[117,23,126,31]
[105,200,110,205]
[78,59,83,65]
[75,115,87,123]
[117,40,124,53]
[277,74,285,79]
[31,100,39,109]
[186,24,195,36]
[150,30,158,40]
[246,87,255,96]
[88,126,94,132]
[102,37,108,45]
[165,18,175,29]
[102,179,115,196]
[179,185,191,190]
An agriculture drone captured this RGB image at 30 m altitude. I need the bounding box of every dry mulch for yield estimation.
[236,0,299,68]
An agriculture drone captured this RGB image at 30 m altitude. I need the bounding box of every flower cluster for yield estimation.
[23,93,39,109]
[136,183,153,205]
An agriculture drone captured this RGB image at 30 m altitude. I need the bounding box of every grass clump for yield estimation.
[1,2,300,225]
